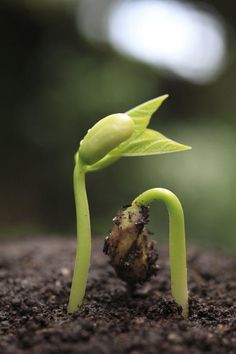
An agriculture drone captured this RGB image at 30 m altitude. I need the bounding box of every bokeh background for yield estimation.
[1,0,236,253]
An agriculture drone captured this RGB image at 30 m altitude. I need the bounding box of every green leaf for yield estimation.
[126,94,169,133]
[86,95,191,172]
[112,129,191,157]
[104,95,170,160]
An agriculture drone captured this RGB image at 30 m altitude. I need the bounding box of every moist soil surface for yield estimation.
[0,238,235,354]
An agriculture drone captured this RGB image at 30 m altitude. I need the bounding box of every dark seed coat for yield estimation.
[103,204,159,286]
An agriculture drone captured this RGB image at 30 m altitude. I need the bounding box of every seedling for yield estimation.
[67,95,191,317]
[104,188,188,318]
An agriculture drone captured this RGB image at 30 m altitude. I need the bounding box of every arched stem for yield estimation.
[132,188,188,318]
[67,157,91,313]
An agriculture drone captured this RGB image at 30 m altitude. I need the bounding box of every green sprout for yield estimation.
[134,188,188,318]
[67,95,191,314]
[104,189,188,318]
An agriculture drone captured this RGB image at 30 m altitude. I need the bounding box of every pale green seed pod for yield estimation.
[79,113,135,165]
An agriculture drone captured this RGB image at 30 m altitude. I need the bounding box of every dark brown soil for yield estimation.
[0,238,235,354]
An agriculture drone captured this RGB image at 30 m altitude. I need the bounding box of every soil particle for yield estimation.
[0,238,235,354]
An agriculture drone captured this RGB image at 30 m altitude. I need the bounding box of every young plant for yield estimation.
[67,95,191,314]
[104,188,188,318]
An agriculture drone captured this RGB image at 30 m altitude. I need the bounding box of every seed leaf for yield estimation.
[112,129,191,156]
[86,96,191,172]
[106,95,170,157]
[126,95,169,134]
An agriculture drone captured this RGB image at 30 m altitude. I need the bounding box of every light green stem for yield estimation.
[67,157,91,313]
[132,188,188,318]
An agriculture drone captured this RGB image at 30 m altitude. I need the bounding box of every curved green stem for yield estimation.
[67,156,91,313]
[132,188,188,318]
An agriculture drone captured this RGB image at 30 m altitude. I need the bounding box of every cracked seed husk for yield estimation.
[103,204,159,287]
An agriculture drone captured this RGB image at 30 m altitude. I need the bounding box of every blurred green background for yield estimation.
[1,0,236,253]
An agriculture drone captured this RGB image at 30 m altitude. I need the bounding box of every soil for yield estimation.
[0,238,235,354]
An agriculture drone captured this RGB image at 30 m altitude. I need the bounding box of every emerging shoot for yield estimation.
[79,113,134,165]
[104,189,189,318]
[67,95,191,314]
